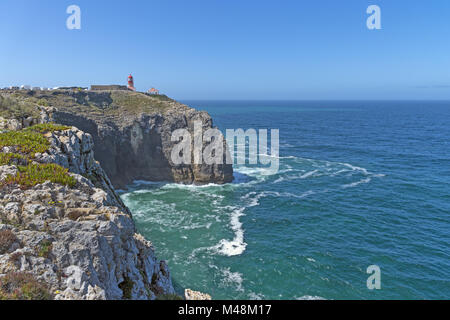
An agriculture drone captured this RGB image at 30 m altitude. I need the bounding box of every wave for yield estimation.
[210,206,247,256]
[161,182,228,190]
[269,156,387,192]
[295,295,326,300]
[342,163,369,175]
[299,169,319,179]
[341,177,372,189]
[273,176,285,183]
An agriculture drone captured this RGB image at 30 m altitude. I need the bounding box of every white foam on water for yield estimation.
[277,190,316,199]
[161,182,227,190]
[180,221,213,230]
[221,268,244,292]
[273,176,285,184]
[257,154,297,160]
[329,169,349,176]
[244,190,317,203]
[242,191,269,207]
[341,177,372,189]
[342,163,369,175]
[211,206,247,256]
[299,169,319,179]
[209,190,279,257]
[280,143,295,148]
[131,189,157,194]
[248,292,265,300]
[295,295,326,300]
[234,166,273,178]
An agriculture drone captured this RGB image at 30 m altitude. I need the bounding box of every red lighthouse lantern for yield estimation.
[127,74,135,91]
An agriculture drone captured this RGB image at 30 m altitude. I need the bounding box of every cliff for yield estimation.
[0,90,233,188]
[0,124,175,300]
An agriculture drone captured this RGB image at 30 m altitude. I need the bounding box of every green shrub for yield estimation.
[0,153,25,166]
[0,230,18,254]
[0,130,50,155]
[37,240,52,259]
[0,123,71,157]
[37,99,48,107]
[2,163,77,189]
[0,272,52,300]
[0,124,76,190]
[25,123,71,134]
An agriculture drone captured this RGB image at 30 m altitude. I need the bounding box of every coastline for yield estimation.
[0,90,231,300]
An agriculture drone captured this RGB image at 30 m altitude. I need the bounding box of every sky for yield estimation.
[1,0,450,100]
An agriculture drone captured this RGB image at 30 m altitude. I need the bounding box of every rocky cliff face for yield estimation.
[1,90,233,189]
[0,126,175,300]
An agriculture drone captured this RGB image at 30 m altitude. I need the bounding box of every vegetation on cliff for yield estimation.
[1,90,182,126]
[0,123,71,156]
[0,123,75,189]
[0,94,40,119]
[2,163,76,190]
[0,272,52,300]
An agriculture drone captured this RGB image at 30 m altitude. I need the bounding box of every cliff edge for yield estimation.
[0,90,233,188]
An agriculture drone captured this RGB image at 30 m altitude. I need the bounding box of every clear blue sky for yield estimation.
[1,0,450,100]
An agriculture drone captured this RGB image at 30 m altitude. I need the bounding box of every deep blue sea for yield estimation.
[121,101,450,300]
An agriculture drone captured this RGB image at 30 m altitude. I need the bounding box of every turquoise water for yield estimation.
[121,101,450,300]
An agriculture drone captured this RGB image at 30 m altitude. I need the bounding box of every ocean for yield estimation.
[120,101,450,300]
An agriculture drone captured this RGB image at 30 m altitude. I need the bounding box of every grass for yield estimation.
[2,163,77,189]
[0,272,52,300]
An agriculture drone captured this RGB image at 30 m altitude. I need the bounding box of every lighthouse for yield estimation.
[127,74,136,91]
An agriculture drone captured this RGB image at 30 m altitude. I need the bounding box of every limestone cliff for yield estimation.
[0,90,233,189]
[0,125,175,300]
